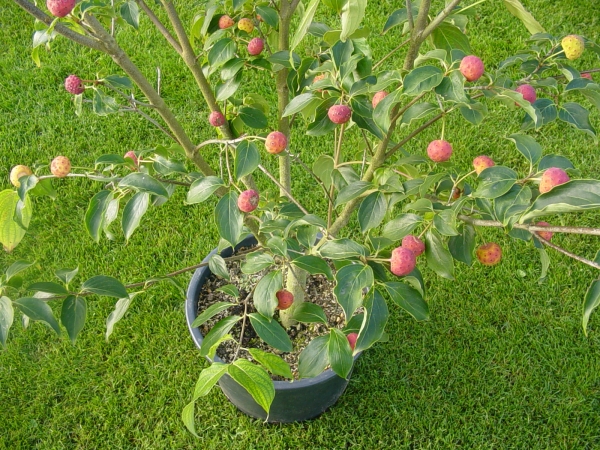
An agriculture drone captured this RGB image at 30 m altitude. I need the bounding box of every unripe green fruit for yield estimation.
[50,156,71,178]
[539,167,569,194]
[390,246,416,276]
[265,131,287,154]
[427,140,452,162]
[276,289,294,310]
[10,165,33,188]
[561,35,585,60]
[473,155,495,175]
[476,242,502,266]
[237,189,259,213]
[347,332,358,350]
[460,55,484,82]
[238,18,254,33]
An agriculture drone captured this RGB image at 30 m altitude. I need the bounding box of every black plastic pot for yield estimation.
[185,235,359,422]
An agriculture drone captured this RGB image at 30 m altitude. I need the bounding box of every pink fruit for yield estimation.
[237,189,259,212]
[581,73,593,80]
[476,242,502,266]
[534,221,553,241]
[9,165,33,188]
[372,91,388,108]
[265,131,287,154]
[47,0,75,17]
[460,55,485,82]
[247,38,264,56]
[427,139,453,163]
[328,105,352,124]
[50,156,71,178]
[347,332,358,351]
[64,75,84,95]
[218,15,234,29]
[209,111,225,127]
[473,155,495,175]
[401,235,425,257]
[124,151,139,169]
[515,84,536,104]
[390,247,416,277]
[238,18,254,33]
[539,167,569,194]
[276,289,294,310]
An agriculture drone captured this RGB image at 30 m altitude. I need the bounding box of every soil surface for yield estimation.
[196,249,346,380]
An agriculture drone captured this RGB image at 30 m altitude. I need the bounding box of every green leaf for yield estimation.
[520,180,600,222]
[298,335,330,378]
[400,103,437,127]
[103,75,133,90]
[507,134,542,165]
[334,263,373,320]
[187,176,225,204]
[122,192,149,241]
[383,282,429,321]
[435,72,469,104]
[119,173,168,197]
[381,214,422,241]
[105,295,135,341]
[61,296,86,344]
[92,89,119,115]
[120,1,139,29]
[473,166,518,199]
[14,297,61,336]
[17,175,38,203]
[448,224,475,266]
[460,103,487,125]
[191,301,236,328]
[320,239,367,260]
[228,359,275,414]
[494,185,532,226]
[241,251,274,274]
[0,190,32,252]
[340,0,367,42]
[216,71,243,101]
[248,312,293,352]
[238,106,268,129]
[402,66,444,96]
[282,93,321,117]
[335,181,374,207]
[249,348,293,379]
[200,315,241,357]
[208,38,236,69]
[234,141,260,180]
[27,282,69,295]
[355,289,389,352]
[502,0,545,34]
[558,103,597,142]
[583,280,600,336]
[374,89,402,134]
[293,302,328,324]
[216,284,240,298]
[215,192,243,248]
[431,22,471,54]
[538,154,574,171]
[522,99,557,129]
[291,0,320,49]
[328,328,354,379]
[255,5,278,27]
[6,260,34,281]
[292,256,333,280]
[358,191,387,233]
[382,7,416,34]
[181,402,198,438]
[81,275,128,299]
[266,237,287,257]
[425,230,454,280]
[0,296,14,347]
[55,267,79,285]
[537,247,550,284]
[192,362,229,401]
[433,210,459,236]
[208,255,230,280]
[253,270,282,319]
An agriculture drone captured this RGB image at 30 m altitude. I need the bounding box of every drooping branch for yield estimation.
[535,235,600,271]
[136,0,182,54]
[457,215,600,237]
[420,0,462,42]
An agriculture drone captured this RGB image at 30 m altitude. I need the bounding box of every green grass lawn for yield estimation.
[1,0,600,448]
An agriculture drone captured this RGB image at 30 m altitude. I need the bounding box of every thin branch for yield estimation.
[389,92,427,124]
[232,287,255,360]
[420,0,462,42]
[195,136,263,151]
[406,0,414,31]
[288,151,335,204]
[373,38,411,70]
[537,235,600,271]
[457,215,600,237]
[257,164,309,214]
[386,110,450,158]
[136,0,183,54]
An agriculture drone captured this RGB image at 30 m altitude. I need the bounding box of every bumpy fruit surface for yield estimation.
[515,84,536,103]
[209,111,225,127]
[238,18,254,33]
[327,105,352,124]
[247,38,264,56]
[64,75,84,95]
[427,140,453,162]
[372,91,388,108]
[237,189,259,213]
[390,247,416,277]
[51,156,71,178]
[460,55,485,82]
[124,151,139,169]
[218,15,234,29]
[401,235,425,257]
[535,221,553,241]
[347,333,358,351]
[276,289,294,310]
[539,167,570,194]
[473,155,495,175]
[561,35,585,60]
[265,131,287,154]
[47,0,75,17]
[9,165,33,188]
[476,243,502,266]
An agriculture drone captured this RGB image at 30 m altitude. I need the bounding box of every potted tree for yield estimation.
[2,0,600,434]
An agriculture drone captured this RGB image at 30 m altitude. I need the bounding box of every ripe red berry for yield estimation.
[64,75,84,95]
[372,91,388,108]
[50,156,71,178]
[347,333,358,350]
[390,247,416,276]
[401,235,425,257]
[473,155,495,175]
[515,84,536,103]
[276,289,294,310]
[534,221,553,241]
[539,167,569,194]
[265,131,287,154]
[218,15,235,29]
[209,111,226,127]
[247,38,264,56]
[427,140,453,163]
[237,190,259,213]
[460,55,485,82]
[476,243,502,266]
[47,0,75,17]
[328,105,352,124]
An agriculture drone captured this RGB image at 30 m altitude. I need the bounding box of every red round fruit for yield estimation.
[535,221,553,241]
[328,105,352,124]
[124,151,139,169]
[50,156,71,178]
[476,242,502,266]
[209,111,226,127]
[247,38,264,56]
[237,189,259,213]
[401,235,425,257]
[265,131,287,154]
[460,55,485,82]
[64,75,84,95]
[390,246,416,277]
[47,0,76,17]
[347,332,359,351]
[276,289,294,310]
[515,84,536,103]
[581,73,593,80]
[539,167,569,194]
[427,140,453,162]
[372,91,388,108]
[473,155,495,175]
[218,15,235,29]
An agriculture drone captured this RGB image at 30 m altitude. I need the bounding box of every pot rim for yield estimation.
[185,237,360,390]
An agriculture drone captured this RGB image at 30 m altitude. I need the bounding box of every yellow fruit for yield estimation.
[10,165,33,187]
[238,18,254,33]
[561,35,584,60]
